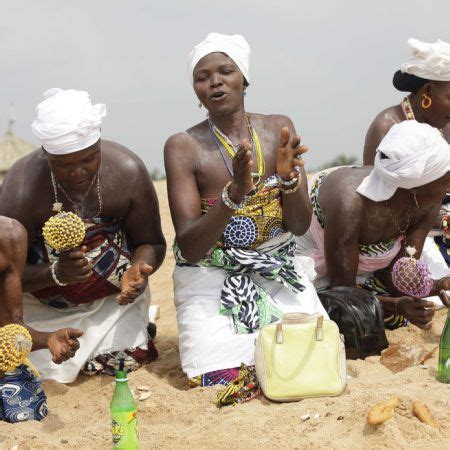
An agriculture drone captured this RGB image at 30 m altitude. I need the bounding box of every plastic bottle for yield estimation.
[110,369,139,449]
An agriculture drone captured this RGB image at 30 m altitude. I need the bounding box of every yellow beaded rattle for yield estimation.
[42,202,86,252]
[0,324,39,376]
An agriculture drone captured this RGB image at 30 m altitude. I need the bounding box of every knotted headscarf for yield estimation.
[401,38,450,81]
[187,33,251,85]
[31,88,106,155]
[357,120,450,201]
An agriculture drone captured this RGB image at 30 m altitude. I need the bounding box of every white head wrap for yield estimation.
[357,120,450,202]
[187,33,250,85]
[31,88,106,155]
[401,38,450,81]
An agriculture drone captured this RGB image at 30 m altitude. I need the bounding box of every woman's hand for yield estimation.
[117,262,153,305]
[396,296,436,329]
[56,245,92,284]
[229,140,254,203]
[276,127,307,181]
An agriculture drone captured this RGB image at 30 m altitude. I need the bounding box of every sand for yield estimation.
[1,180,449,449]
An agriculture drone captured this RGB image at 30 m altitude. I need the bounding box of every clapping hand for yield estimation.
[276,127,308,182]
[229,139,254,203]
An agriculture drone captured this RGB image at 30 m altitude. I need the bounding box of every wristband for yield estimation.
[51,261,68,287]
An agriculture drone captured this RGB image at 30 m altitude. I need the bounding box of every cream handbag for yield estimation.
[255,313,347,402]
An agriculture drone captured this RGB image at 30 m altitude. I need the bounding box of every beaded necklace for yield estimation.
[208,114,265,185]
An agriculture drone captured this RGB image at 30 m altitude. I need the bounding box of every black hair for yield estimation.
[392,70,428,93]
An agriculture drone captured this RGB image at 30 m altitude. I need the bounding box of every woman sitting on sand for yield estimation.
[296,120,450,330]
[164,32,327,402]
[363,38,450,274]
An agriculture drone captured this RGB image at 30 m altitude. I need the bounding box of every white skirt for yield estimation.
[24,291,150,383]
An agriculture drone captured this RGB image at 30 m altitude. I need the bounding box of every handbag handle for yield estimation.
[276,315,324,344]
[271,315,325,381]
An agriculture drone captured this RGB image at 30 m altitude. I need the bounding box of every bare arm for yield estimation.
[116,158,167,304]
[123,161,166,272]
[276,117,312,236]
[323,196,362,287]
[164,133,247,264]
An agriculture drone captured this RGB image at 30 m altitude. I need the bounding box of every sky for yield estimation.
[1,0,449,172]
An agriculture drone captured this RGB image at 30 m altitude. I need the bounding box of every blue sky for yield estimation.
[1,0,449,171]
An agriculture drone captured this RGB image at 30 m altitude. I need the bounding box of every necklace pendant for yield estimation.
[52,202,63,212]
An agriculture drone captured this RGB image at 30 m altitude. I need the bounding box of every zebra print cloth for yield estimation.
[210,240,305,334]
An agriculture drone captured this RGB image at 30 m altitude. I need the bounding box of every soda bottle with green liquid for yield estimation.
[110,366,139,449]
[437,302,450,383]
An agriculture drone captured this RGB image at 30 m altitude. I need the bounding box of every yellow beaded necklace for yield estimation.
[210,114,265,183]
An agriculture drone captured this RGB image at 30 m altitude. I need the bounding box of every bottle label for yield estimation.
[111,411,139,448]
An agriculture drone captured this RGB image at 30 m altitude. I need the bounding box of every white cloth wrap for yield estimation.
[31,88,106,155]
[187,32,250,85]
[357,120,450,202]
[24,291,150,383]
[401,38,450,81]
[173,234,327,379]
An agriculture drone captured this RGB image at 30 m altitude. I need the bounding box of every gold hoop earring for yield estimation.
[421,94,432,109]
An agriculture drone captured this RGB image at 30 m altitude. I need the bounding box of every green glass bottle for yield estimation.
[110,370,139,449]
[437,306,450,383]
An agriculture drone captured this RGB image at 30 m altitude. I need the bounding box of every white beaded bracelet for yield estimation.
[222,181,245,210]
[51,261,68,287]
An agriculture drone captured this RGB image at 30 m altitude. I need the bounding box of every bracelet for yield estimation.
[277,174,299,187]
[51,261,68,287]
[280,176,301,194]
[222,181,245,210]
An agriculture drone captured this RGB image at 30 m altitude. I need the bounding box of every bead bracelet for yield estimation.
[222,181,245,210]
[51,261,68,287]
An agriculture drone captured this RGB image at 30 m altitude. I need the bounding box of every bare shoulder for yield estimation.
[3,148,46,183]
[367,105,404,136]
[364,105,404,164]
[164,125,205,173]
[252,113,294,130]
[1,149,47,207]
[101,139,149,176]
[164,131,197,154]
[0,217,26,250]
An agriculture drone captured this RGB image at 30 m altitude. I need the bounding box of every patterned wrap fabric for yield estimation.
[174,175,306,334]
[29,217,133,308]
[0,365,48,423]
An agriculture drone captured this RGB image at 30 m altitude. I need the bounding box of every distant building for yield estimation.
[0,118,35,183]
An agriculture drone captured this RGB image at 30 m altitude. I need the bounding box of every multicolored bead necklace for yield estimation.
[208,114,265,185]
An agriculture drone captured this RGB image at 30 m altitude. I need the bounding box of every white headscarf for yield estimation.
[187,32,250,85]
[401,38,450,81]
[31,88,106,155]
[357,120,450,202]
